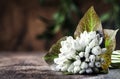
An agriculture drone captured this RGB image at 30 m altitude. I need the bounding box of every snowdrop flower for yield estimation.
[53,31,106,74]
[85,58,89,62]
[74,66,81,73]
[88,31,97,40]
[89,62,94,67]
[54,58,60,64]
[79,52,84,58]
[66,52,76,59]
[80,31,90,46]
[67,63,74,73]
[92,46,102,55]
[78,39,86,50]
[66,36,74,42]
[61,64,70,71]
[89,55,96,62]
[88,38,99,49]
[85,46,91,58]
[73,60,81,66]
[75,56,80,60]
[73,39,82,51]
[81,62,88,69]
[95,62,101,67]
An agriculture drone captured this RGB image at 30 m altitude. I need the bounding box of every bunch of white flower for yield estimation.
[53,31,107,74]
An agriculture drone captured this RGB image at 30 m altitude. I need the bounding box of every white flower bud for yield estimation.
[89,55,96,62]
[89,38,99,48]
[75,56,80,60]
[74,66,81,73]
[95,62,101,67]
[81,62,88,69]
[73,60,81,66]
[89,31,97,40]
[61,64,69,71]
[86,68,93,74]
[73,40,82,51]
[61,41,65,46]
[66,53,76,59]
[85,58,89,62]
[79,52,84,58]
[66,36,74,43]
[92,46,102,55]
[85,46,90,58]
[89,62,94,67]
[67,63,74,72]
[54,58,60,64]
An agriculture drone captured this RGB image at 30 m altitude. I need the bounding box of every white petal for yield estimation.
[89,38,99,49]
[73,40,82,51]
[61,64,69,71]
[85,46,90,58]
[81,62,88,69]
[85,58,89,62]
[92,46,102,55]
[88,62,94,67]
[75,56,80,60]
[54,58,60,64]
[79,52,84,58]
[67,63,74,72]
[74,66,81,73]
[73,60,81,66]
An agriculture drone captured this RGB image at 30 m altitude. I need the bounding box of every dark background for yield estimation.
[0,0,120,51]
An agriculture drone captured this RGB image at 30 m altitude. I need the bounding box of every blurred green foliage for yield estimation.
[101,0,120,29]
[38,0,82,38]
[38,0,120,49]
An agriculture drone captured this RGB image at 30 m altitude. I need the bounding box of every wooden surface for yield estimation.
[0,52,120,79]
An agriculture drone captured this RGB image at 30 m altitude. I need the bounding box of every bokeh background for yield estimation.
[0,0,120,52]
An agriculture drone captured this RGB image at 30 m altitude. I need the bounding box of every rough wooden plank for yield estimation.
[0,52,119,79]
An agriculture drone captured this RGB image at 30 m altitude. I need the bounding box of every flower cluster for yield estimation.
[53,31,107,74]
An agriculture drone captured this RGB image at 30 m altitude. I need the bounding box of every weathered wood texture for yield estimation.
[0,52,120,79]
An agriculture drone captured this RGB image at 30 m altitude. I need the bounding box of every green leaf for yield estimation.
[74,6,102,38]
[44,36,67,65]
[100,29,118,70]
[104,29,118,51]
